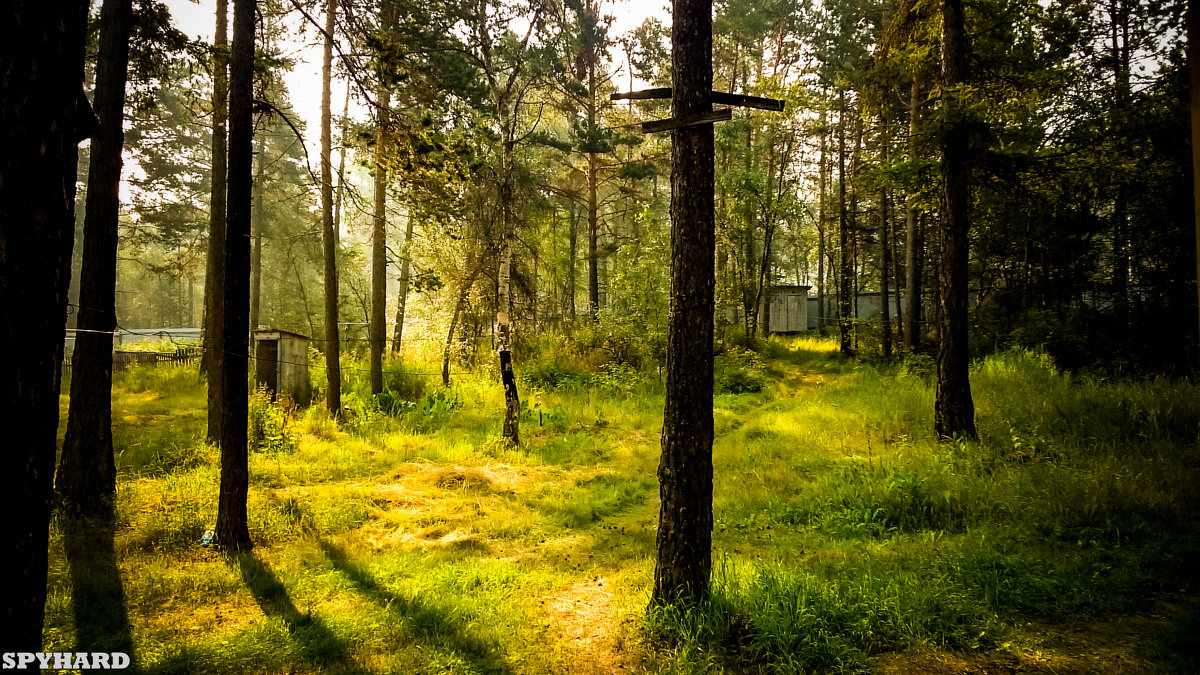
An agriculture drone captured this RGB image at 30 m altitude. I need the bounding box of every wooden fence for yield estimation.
[62,346,202,378]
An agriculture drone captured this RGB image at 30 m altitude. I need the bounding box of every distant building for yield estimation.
[726,285,812,334]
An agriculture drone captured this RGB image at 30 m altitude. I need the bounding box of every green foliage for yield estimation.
[714,346,767,394]
[248,387,297,454]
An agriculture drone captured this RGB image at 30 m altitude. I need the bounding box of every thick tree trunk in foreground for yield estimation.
[58,0,134,517]
[320,0,342,417]
[0,0,92,648]
[216,0,256,551]
[1190,0,1200,348]
[204,0,229,444]
[654,0,715,605]
[935,0,977,440]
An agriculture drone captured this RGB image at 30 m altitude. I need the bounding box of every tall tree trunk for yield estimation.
[497,133,521,445]
[320,0,342,417]
[249,131,267,334]
[370,84,391,395]
[391,211,415,353]
[216,0,256,551]
[879,117,892,359]
[890,191,905,346]
[567,202,578,322]
[58,0,133,517]
[587,148,601,321]
[935,0,977,440]
[817,97,827,333]
[0,0,92,647]
[204,0,229,444]
[333,85,350,245]
[1110,0,1130,331]
[905,74,924,351]
[838,93,855,357]
[1190,0,1200,350]
[654,0,715,605]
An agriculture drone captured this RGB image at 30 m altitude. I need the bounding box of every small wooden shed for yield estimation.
[254,329,310,406]
[764,285,810,333]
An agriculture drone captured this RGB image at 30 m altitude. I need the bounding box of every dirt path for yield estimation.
[539,576,642,673]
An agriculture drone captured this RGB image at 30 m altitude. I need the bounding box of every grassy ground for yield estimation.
[46,336,1200,674]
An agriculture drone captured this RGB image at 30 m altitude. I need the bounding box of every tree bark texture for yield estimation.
[321,0,342,417]
[216,0,256,551]
[58,0,133,517]
[204,0,229,444]
[935,0,977,440]
[654,0,715,606]
[879,115,892,360]
[0,0,93,648]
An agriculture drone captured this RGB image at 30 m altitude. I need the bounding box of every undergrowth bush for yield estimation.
[714,347,766,394]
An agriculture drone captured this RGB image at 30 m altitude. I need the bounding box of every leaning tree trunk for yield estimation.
[653,0,715,606]
[934,0,977,440]
[1,0,92,648]
[204,0,229,444]
[58,0,133,517]
[443,262,482,387]
[320,0,342,417]
[216,0,256,551]
[391,212,415,353]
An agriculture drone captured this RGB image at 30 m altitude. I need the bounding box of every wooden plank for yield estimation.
[641,108,732,133]
[611,87,672,101]
[712,91,785,111]
[613,88,784,112]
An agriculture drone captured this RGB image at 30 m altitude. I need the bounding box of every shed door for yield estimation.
[255,339,279,397]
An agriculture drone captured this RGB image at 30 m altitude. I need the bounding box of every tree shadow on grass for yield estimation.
[233,552,370,675]
[62,513,134,661]
[317,539,511,674]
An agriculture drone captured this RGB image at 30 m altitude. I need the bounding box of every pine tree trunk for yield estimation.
[654,0,715,605]
[320,0,342,417]
[905,74,924,351]
[0,0,92,647]
[838,93,855,356]
[216,0,255,551]
[249,131,267,334]
[1190,0,1200,348]
[817,98,827,334]
[935,0,977,440]
[58,0,133,517]
[370,85,391,395]
[879,116,892,359]
[204,0,229,444]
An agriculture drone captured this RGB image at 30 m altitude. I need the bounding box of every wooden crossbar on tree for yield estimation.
[641,108,732,133]
[613,87,785,112]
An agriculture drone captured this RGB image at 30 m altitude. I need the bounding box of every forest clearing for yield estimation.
[6,0,1200,671]
[43,337,1200,673]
